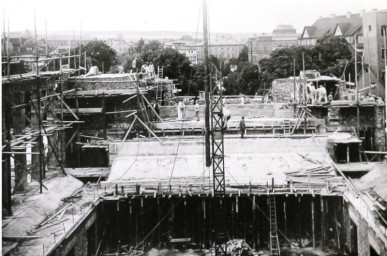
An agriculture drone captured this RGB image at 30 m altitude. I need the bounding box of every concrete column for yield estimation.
[72,227,88,256]
[374,106,386,151]
[357,217,370,256]
[13,93,28,192]
[2,99,12,215]
[30,91,42,181]
[343,202,352,253]
[46,88,59,171]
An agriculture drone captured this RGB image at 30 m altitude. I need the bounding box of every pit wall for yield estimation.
[272,78,301,103]
[346,190,387,256]
[68,75,140,91]
[159,103,294,120]
[312,105,386,151]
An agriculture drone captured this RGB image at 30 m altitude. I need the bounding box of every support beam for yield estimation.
[320,196,326,251]
[135,114,162,143]
[57,95,79,120]
[12,93,28,192]
[140,93,163,123]
[311,197,315,248]
[2,99,13,215]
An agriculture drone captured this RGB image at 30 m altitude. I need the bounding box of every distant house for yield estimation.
[300,10,387,98]
[248,25,300,64]
[164,42,198,65]
[300,12,363,47]
[110,34,135,56]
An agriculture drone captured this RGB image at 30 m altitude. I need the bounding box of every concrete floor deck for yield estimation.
[102,136,339,195]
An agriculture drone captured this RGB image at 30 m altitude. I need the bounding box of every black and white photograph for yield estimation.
[1,0,387,255]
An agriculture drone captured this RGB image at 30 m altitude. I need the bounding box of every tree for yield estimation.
[141,40,162,63]
[136,38,145,54]
[259,36,354,86]
[223,63,261,95]
[180,35,194,41]
[238,45,249,63]
[75,40,117,72]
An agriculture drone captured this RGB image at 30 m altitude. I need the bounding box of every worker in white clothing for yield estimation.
[195,102,200,121]
[316,84,327,103]
[223,106,231,130]
[177,100,183,120]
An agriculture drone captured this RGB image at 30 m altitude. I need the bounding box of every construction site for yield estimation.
[2,3,387,256]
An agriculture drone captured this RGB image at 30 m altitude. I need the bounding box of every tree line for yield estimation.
[74,35,355,96]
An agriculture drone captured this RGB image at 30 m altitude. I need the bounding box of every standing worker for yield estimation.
[239,116,246,138]
[131,57,137,73]
[182,99,187,120]
[148,62,155,77]
[195,102,200,121]
[177,100,183,120]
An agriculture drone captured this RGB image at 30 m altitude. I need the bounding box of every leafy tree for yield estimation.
[180,35,194,41]
[136,38,145,54]
[223,72,240,95]
[223,63,261,95]
[259,36,354,86]
[152,48,191,79]
[141,40,162,63]
[74,40,117,72]
[238,45,249,63]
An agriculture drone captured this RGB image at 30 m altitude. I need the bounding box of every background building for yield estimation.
[248,25,299,64]
[110,34,135,56]
[300,9,387,98]
[164,42,198,64]
[164,42,245,65]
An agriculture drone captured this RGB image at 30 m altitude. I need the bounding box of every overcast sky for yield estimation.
[2,0,387,34]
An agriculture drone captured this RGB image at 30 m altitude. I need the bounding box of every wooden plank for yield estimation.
[65,168,110,178]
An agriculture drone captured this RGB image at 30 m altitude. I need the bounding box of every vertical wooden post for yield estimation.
[102,93,107,140]
[253,195,256,249]
[202,0,211,167]
[293,58,296,101]
[209,198,213,246]
[202,198,206,248]
[184,199,188,239]
[320,196,325,251]
[116,201,120,252]
[157,198,161,247]
[2,100,12,215]
[283,200,287,240]
[129,200,132,247]
[311,197,316,248]
[169,199,175,246]
[141,197,144,251]
[13,93,27,192]
[236,196,239,237]
[75,89,81,166]
[298,196,301,243]
[36,85,44,193]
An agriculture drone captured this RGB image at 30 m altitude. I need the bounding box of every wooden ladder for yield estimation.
[283,119,291,135]
[156,82,163,104]
[269,194,280,256]
[157,66,163,78]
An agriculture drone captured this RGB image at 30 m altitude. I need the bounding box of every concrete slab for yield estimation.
[103,137,331,188]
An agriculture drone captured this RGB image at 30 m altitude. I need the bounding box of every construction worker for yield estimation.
[223,106,231,130]
[131,58,137,73]
[195,102,200,121]
[239,116,246,138]
[316,84,327,103]
[177,100,183,120]
[148,62,155,77]
[182,99,187,120]
[328,92,333,103]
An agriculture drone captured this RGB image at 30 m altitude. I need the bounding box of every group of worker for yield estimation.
[306,83,329,104]
[131,57,155,78]
[175,98,246,138]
